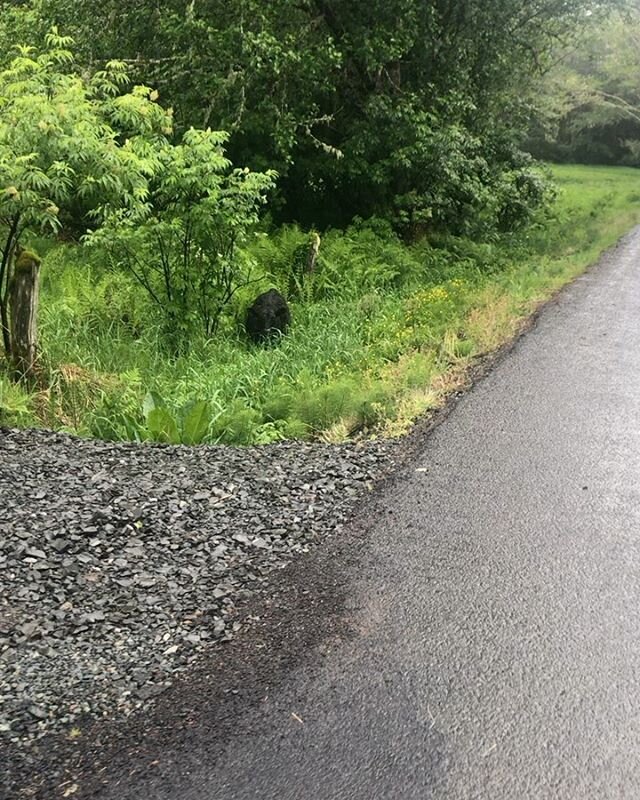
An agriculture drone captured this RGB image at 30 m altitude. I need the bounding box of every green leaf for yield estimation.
[143,390,165,419]
[146,406,180,444]
[181,400,211,445]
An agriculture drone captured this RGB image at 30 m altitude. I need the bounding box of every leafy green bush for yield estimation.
[89,129,276,347]
[143,392,216,445]
[90,390,222,444]
[0,31,171,363]
[210,400,264,445]
[40,247,151,344]
[495,167,556,231]
[248,226,315,296]
[89,391,144,442]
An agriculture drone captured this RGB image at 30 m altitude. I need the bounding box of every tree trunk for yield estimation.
[0,214,21,361]
[0,299,10,360]
[9,250,41,379]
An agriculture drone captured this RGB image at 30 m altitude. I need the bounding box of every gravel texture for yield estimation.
[0,428,397,747]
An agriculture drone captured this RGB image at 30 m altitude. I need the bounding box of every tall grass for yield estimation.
[16,163,640,444]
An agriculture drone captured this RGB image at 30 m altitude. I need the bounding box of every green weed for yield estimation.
[12,163,640,445]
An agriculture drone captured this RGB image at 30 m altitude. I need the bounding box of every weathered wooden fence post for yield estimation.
[9,249,41,379]
[306,231,321,274]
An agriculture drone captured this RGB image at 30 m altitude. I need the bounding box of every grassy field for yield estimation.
[2,163,639,444]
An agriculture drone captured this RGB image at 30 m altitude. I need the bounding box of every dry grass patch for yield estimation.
[465,290,523,355]
[43,363,122,430]
[382,364,474,438]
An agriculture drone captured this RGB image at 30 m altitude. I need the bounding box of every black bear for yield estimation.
[245,289,291,343]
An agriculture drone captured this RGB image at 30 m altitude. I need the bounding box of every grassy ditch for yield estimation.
[2,163,639,444]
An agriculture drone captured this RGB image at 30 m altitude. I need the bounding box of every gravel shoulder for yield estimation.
[1,430,400,796]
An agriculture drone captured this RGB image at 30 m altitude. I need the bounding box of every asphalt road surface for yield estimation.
[105,230,640,798]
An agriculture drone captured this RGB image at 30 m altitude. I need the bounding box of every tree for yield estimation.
[17,0,622,230]
[88,129,276,345]
[527,6,640,165]
[1,30,271,372]
[0,30,169,374]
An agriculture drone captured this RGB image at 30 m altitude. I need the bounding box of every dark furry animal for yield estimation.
[245,289,291,343]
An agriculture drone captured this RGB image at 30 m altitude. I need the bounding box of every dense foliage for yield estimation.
[528,6,640,165]
[89,129,275,344]
[1,2,638,445]
[0,33,274,359]
[0,32,162,360]
[0,0,622,231]
[1,164,637,443]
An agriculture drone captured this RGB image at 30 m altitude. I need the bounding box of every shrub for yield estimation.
[495,167,556,231]
[89,130,276,347]
[0,31,170,365]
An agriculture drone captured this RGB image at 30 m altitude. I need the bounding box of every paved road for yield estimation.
[107,230,640,799]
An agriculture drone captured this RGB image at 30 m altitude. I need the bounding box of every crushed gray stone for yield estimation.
[0,427,398,746]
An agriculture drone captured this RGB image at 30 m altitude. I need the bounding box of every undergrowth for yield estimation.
[8,164,640,445]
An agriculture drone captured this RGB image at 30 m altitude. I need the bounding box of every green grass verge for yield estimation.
[4,163,640,444]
